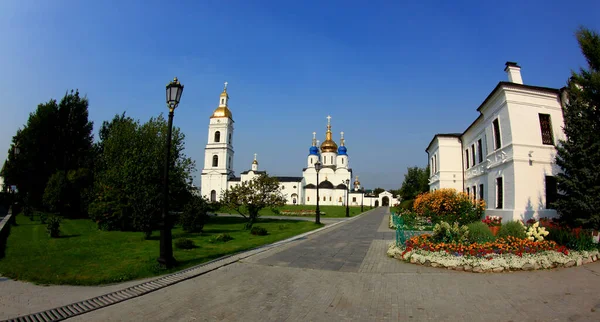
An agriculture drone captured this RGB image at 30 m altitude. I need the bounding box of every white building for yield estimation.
[200,83,398,207]
[426,62,565,223]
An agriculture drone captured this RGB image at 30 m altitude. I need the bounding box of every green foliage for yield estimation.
[174,238,196,250]
[23,193,34,220]
[497,221,527,239]
[43,172,68,213]
[39,212,48,224]
[466,221,495,244]
[432,221,469,244]
[89,113,195,233]
[373,188,385,196]
[399,166,430,201]
[398,199,415,210]
[221,174,287,229]
[250,226,268,236]
[180,196,210,233]
[555,27,600,230]
[46,215,61,238]
[2,90,93,209]
[209,233,233,243]
[546,227,598,251]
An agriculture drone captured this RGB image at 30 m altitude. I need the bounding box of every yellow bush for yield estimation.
[413,188,485,225]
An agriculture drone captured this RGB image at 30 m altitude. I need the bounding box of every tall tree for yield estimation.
[3,90,93,211]
[89,113,195,236]
[221,174,287,229]
[373,187,385,196]
[555,27,600,229]
[399,166,430,201]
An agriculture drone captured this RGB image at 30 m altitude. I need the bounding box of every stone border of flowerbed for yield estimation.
[387,242,600,273]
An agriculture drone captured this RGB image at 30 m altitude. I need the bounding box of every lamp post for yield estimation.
[345,179,350,217]
[315,161,322,224]
[157,77,184,268]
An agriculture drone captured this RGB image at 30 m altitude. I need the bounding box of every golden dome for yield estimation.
[210,106,233,119]
[320,116,338,153]
[252,159,258,165]
[220,90,229,98]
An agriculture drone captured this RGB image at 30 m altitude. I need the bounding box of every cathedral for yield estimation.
[199,83,392,207]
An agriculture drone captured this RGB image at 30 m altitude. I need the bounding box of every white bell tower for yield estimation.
[252,153,259,171]
[201,82,235,202]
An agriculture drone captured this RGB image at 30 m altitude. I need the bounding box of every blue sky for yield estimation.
[1,0,599,190]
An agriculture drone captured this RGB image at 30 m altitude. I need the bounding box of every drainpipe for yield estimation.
[460,137,465,192]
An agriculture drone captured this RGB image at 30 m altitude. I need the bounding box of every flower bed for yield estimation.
[387,233,600,272]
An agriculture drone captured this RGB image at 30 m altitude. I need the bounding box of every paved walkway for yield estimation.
[4,207,600,321]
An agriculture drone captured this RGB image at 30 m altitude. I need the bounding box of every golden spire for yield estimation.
[320,115,338,153]
[211,82,233,119]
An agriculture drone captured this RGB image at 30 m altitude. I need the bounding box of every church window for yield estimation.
[465,149,470,169]
[329,196,332,201]
[210,190,216,202]
[545,176,557,209]
[339,197,342,202]
[479,184,484,201]
[471,144,475,167]
[331,156,333,164]
[496,177,503,209]
[539,114,554,145]
[352,197,356,202]
[342,158,344,164]
[493,118,501,150]
[214,131,221,143]
[477,139,483,163]
[307,197,310,201]
[212,155,219,167]
[229,133,232,144]
[293,186,297,188]
[311,158,313,164]
[229,157,231,169]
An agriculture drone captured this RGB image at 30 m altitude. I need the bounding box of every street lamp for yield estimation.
[315,161,322,224]
[158,77,184,268]
[345,179,350,217]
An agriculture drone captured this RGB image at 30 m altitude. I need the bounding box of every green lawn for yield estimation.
[0,214,322,285]
[218,205,366,218]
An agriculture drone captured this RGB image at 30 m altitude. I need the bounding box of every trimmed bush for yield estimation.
[398,199,415,210]
[497,221,527,239]
[209,233,233,243]
[467,221,495,244]
[413,189,484,226]
[46,215,61,238]
[250,226,268,236]
[39,212,48,224]
[174,238,196,249]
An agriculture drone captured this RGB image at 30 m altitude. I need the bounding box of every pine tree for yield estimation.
[555,27,600,229]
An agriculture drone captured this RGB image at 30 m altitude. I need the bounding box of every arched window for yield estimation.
[221,98,224,104]
[307,197,310,201]
[212,155,218,167]
[214,131,221,143]
[323,196,326,201]
[339,197,342,202]
[329,196,332,201]
[210,190,216,202]
[229,133,232,144]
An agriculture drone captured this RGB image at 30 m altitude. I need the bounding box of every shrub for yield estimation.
[497,221,527,239]
[467,221,495,244]
[180,196,210,233]
[432,221,469,244]
[209,233,233,243]
[546,227,598,251]
[46,215,61,238]
[39,212,48,224]
[250,226,268,236]
[413,189,484,226]
[174,238,196,249]
[398,199,415,210]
